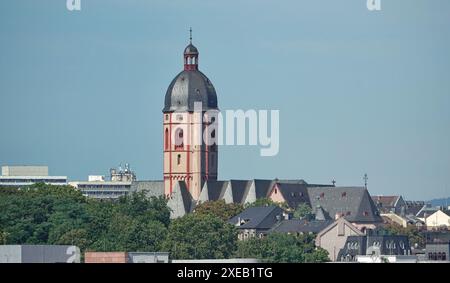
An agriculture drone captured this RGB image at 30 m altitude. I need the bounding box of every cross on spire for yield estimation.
[363,173,368,189]
[189,27,192,44]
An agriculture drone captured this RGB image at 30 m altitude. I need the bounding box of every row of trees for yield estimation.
[0,184,329,262]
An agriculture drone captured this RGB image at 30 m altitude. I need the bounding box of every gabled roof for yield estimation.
[308,187,382,223]
[167,181,194,219]
[371,195,401,207]
[199,181,229,201]
[253,179,276,199]
[405,201,426,216]
[229,180,253,204]
[229,206,284,230]
[270,182,310,209]
[130,181,164,198]
[270,219,334,234]
[416,206,440,218]
[316,217,365,243]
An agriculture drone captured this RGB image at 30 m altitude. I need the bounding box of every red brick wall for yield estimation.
[84,252,128,263]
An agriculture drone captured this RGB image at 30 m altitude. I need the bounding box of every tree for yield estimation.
[162,214,237,259]
[194,200,244,221]
[380,223,425,248]
[236,233,329,263]
[293,203,313,220]
[0,185,171,254]
[245,198,289,209]
[0,231,8,244]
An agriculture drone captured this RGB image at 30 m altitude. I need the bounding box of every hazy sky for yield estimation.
[1,0,449,200]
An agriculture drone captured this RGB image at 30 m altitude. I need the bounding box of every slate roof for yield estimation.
[416,206,440,218]
[270,219,334,234]
[271,182,310,209]
[229,180,253,204]
[405,201,426,216]
[253,179,275,199]
[308,187,382,223]
[229,206,284,230]
[202,180,229,201]
[167,181,194,219]
[371,195,400,208]
[130,181,164,198]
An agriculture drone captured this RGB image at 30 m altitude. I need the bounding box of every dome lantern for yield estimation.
[184,28,199,71]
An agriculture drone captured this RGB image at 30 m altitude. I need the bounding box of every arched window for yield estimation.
[177,154,181,165]
[211,130,216,138]
[165,128,169,150]
[175,128,184,150]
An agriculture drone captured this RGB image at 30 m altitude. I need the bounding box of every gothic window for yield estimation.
[175,128,184,150]
[165,128,169,150]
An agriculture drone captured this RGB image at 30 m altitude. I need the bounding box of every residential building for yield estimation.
[229,206,286,240]
[270,219,334,235]
[423,209,450,230]
[337,232,411,262]
[371,195,406,215]
[315,217,365,261]
[0,165,67,187]
[424,232,450,261]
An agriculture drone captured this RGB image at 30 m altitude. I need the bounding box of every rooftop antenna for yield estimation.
[364,173,368,189]
[189,27,192,44]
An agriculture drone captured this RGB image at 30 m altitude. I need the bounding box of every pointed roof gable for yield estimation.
[229,180,253,204]
[167,181,193,219]
[268,182,310,209]
[229,206,284,230]
[308,187,382,223]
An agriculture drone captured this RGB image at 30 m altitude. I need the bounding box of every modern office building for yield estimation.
[69,164,137,199]
[0,165,67,187]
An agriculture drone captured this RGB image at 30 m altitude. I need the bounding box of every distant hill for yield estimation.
[429,197,450,208]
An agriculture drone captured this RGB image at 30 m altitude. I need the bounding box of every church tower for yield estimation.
[162,31,219,200]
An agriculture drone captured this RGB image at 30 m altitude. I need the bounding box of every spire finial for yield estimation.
[189,27,192,44]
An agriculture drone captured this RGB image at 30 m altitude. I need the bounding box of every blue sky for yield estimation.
[1,0,449,200]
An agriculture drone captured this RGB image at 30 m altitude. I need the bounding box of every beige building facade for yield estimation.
[315,217,365,261]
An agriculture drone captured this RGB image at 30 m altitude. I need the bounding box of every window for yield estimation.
[320,192,325,198]
[363,211,369,216]
[165,114,169,121]
[211,130,216,138]
[341,192,347,197]
[177,154,181,165]
[175,128,184,149]
[165,129,169,150]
